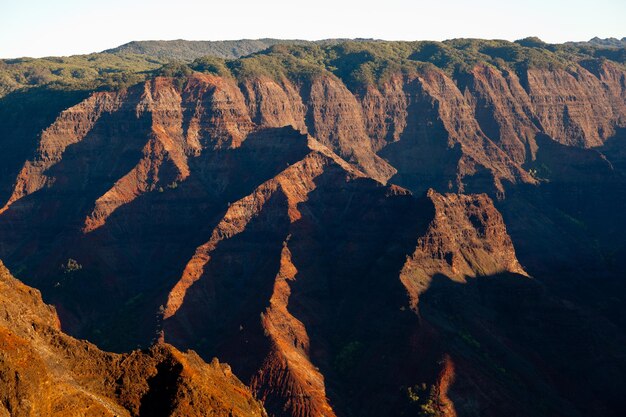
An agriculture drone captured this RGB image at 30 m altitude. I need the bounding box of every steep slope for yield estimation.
[0,261,266,417]
[399,190,528,309]
[161,135,365,417]
[0,77,316,349]
[160,134,533,416]
[376,68,535,196]
[0,39,626,417]
[524,65,621,147]
[458,64,539,164]
[299,75,396,182]
[0,90,127,215]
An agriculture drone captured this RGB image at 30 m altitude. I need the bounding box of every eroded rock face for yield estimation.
[525,66,619,147]
[0,91,127,215]
[0,55,625,417]
[159,136,527,417]
[364,62,626,194]
[461,64,540,164]
[3,61,625,217]
[400,190,528,309]
[0,261,266,417]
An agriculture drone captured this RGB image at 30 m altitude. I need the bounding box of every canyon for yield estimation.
[0,39,625,416]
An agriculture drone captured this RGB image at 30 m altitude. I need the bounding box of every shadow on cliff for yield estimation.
[163,165,439,417]
[378,77,462,195]
[0,125,311,352]
[419,272,626,417]
[599,127,626,176]
[162,189,289,381]
[0,87,91,204]
[283,179,437,417]
[138,358,183,417]
[498,133,626,329]
[278,164,626,417]
[83,126,310,351]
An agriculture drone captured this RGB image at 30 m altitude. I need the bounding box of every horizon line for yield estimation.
[2,35,624,60]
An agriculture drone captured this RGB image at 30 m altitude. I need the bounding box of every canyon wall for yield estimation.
[0,45,625,417]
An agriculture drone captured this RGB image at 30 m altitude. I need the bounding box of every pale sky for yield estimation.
[1,0,624,58]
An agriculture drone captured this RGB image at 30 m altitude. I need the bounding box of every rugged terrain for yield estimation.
[0,38,625,416]
[0,261,266,417]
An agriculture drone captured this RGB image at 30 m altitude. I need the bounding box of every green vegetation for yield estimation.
[406,383,425,403]
[1,38,623,98]
[325,42,432,90]
[566,36,626,50]
[103,39,316,60]
[333,340,364,375]
[405,383,445,417]
[190,56,232,77]
[0,52,164,97]
[157,61,193,89]
[227,44,328,81]
[157,61,193,78]
[61,258,83,273]
[222,38,626,90]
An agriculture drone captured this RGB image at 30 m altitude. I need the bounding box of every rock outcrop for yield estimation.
[0,261,266,417]
[400,190,528,309]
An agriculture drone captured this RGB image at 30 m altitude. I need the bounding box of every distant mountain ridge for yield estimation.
[566,36,626,48]
[101,38,378,60]
[103,37,626,61]
[102,39,313,60]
